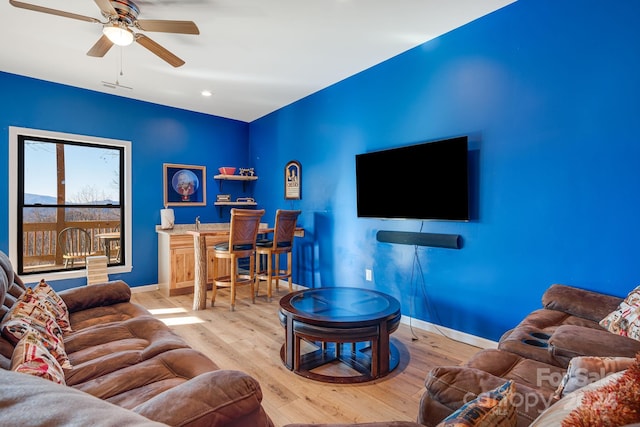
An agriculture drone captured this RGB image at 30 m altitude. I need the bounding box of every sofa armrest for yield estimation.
[420,366,551,427]
[542,284,622,323]
[132,370,274,427]
[59,280,131,313]
[548,324,640,365]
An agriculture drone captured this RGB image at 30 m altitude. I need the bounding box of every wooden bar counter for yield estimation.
[158,223,303,311]
[157,224,234,301]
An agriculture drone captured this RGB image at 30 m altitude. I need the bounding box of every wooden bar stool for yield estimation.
[211,208,265,311]
[255,209,301,301]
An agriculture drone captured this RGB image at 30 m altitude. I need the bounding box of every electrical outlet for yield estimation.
[365,269,372,281]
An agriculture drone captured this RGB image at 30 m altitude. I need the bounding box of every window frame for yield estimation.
[9,126,132,281]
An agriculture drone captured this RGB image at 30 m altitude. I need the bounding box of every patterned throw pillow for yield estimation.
[33,279,72,333]
[1,297,72,369]
[600,285,640,339]
[1,298,64,344]
[437,380,516,427]
[555,356,636,398]
[531,354,640,426]
[11,329,66,385]
[561,354,640,426]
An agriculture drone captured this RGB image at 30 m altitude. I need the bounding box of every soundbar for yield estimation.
[376,230,461,249]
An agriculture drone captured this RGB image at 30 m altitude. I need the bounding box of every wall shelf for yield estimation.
[213,174,258,215]
[214,174,258,191]
[213,174,258,181]
[213,201,257,206]
[213,200,257,215]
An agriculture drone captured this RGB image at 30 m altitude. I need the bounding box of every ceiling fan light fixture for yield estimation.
[103,24,134,46]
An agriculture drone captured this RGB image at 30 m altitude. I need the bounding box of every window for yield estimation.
[9,127,132,280]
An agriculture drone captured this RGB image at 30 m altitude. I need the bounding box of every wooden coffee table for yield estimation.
[279,287,401,383]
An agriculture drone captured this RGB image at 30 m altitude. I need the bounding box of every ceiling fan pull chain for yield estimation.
[120,46,124,77]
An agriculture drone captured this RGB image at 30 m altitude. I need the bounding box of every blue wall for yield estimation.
[2,0,640,341]
[0,73,250,289]
[250,0,640,340]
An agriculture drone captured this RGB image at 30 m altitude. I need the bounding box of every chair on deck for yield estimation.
[211,208,265,311]
[255,209,301,301]
[58,227,96,268]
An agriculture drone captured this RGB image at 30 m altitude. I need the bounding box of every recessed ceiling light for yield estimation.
[201,90,212,97]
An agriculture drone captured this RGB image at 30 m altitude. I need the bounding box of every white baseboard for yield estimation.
[130,284,159,293]
[401,315,498,349]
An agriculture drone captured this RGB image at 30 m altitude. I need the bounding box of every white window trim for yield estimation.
[8,126,133,282]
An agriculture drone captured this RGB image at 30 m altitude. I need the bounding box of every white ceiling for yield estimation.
[0,0,515,122]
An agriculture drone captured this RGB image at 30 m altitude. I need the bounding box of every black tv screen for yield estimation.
[356,136,469,221]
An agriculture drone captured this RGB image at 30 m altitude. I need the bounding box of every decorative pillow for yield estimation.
[531,354,640,426]
[11,329,66,385]
[3,318,71,369]
[1,298,72,369]
[1,298,64,344]
[555,356,636,397]
[600,285,640,339]
[436,380,516,427]
[33,280,72,333]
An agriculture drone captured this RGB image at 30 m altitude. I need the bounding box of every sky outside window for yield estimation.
[24,140,120,203]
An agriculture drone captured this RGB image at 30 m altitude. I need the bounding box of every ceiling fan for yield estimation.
[9,0,199,67]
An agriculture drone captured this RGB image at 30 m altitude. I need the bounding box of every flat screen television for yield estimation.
[355,136,469,221]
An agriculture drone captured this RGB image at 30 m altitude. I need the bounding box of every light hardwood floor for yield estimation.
[131,285,481,426]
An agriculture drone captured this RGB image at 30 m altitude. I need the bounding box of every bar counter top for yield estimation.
[155,223,235,235]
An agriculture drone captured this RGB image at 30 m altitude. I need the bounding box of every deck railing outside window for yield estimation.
[22,220,121,272]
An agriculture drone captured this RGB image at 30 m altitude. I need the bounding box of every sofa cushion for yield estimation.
[555,355,635,397]
[436,380,516,427]
[1,368,166,427]
[464,349,565,399]
[11,329,65,384]
[600,285,640,339]
[63,315,194,384]
[69,348,218,405]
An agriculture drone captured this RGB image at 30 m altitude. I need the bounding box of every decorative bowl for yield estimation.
[218,167,236,175]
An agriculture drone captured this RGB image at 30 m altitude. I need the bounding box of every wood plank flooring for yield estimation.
[131,285,481,426]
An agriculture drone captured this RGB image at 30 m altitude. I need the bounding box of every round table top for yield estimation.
[279,287,400,324]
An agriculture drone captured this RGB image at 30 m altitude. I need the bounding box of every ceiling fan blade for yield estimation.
[135,34,185,67]
[93,0,117,17]
[136,19,200,35]
[87,35,114,57]
[9,0,100,23]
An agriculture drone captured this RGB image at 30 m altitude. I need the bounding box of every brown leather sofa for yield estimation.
[0,250,274,427]
[286,284,640,427]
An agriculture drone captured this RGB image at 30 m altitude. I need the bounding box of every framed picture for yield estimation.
[284,160,301,200]
[163,163,207,207]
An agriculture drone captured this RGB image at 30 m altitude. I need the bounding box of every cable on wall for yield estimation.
[409,222,469,346]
